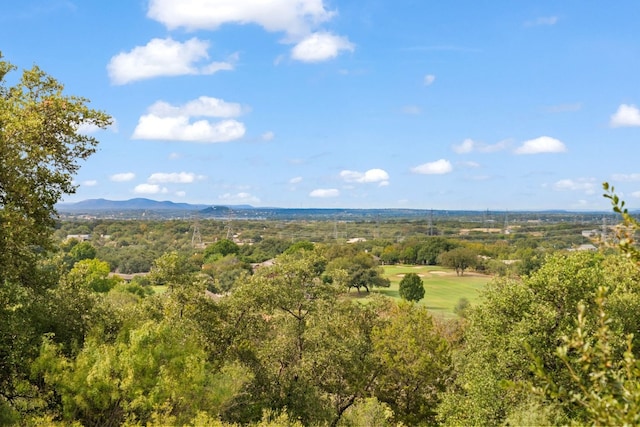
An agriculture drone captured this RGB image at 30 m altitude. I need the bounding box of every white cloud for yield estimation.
[340,169,389,186]
[149,97,245,118]
[514,136,567,154]
[411,159,453,175]
[310,188,340,198]
[289,176,303,184]
[525,16,558,27]
[82,180,98,187]
[175,191,187,197]
[148,172,204,184]
[147,0,335,36]
[453,138,475,154]
[168,152,182,160]
[291,32,354,62]
[107,38,235,85]
[218,192,260,204]
[261,131,275,141]
[612,173,640,182]
[632,191,640,199]
[133,183,168,194]
[553,178,596,194]
[610,104,640,127]
[424,74,436,86]
[110,172,136,182]
[133,98,247,143]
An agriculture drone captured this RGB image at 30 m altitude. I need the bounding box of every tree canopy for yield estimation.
[398,272,425,302]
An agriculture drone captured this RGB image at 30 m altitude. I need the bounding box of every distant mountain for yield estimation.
[57,198,237,211]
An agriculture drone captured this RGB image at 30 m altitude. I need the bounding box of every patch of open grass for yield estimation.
[372,264,490,318]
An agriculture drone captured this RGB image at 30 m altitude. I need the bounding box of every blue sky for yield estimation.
[3,0,640,210]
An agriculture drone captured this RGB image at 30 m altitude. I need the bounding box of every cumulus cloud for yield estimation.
[411,159,453,175]
[423,74,436,86]
[148,172,204,184]
[291,32,354,62]
[132,97,247,143]
[149,97,245,118]
[107,38,235,85]
[340,169,389,186]
[175,191,187,197]
[553,178,596,194]
[147,0,351,63]
[610,104,640,127]
[310,188,340,198]
[148,0,335,35]
[514,136,567,154]
[110,172,136,182]
[133,183,168,194]
[218,192,260,204]
[82,180,98,187]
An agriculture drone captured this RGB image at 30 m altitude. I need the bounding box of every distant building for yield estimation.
[66,234,91,241]
[347,237,367,244]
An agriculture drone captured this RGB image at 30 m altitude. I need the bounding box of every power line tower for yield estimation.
[503,210,509,234]
[428,209,434,236]
[191,216,202,248]
[225,210,235,240]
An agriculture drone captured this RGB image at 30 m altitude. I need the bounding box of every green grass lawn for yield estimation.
[371,265,490,318]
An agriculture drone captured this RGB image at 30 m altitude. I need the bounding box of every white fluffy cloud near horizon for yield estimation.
[552,177,596,194]
[133,183,169,195]
[148,172,205,184]
[310,188,340,198]
[132,97,247,143]
[411,159,453,175]
[340,168,389,186]
[110,172,136,182]
[514,136,567,154]
[610,104,640,127]
[107,37,235,85]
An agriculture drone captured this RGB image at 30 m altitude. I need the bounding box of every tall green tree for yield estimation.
[438,247,478,276]
[372,302,451,425]
[398,272,425,302]
[0,56,110,419]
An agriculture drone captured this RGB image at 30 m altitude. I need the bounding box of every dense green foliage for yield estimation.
[398,272,425,302]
